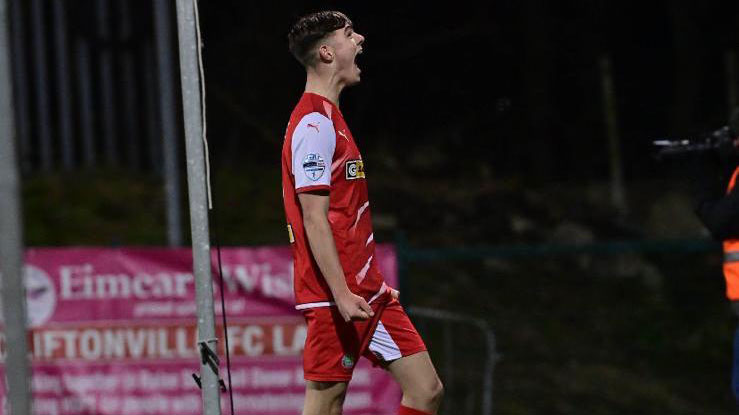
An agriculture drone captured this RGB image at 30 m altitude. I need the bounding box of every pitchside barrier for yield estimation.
[408,307,499,415]
[395,236,719,415]
[0,239,719,415]
[0,245,401,415]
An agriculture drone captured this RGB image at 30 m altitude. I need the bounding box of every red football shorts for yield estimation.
[301,297,427,382]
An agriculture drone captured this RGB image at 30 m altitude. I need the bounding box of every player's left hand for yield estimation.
[390,288,399,300]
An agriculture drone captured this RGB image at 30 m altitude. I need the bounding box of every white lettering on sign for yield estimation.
[63,372,120,393]
[22,328,196,361]
[34,398,59,415]
[273,325,307,355]
[32,372,62,394]
[59,264,194,301]
[231,392,305,411]
[57,263,293,301]
[220,264,293,299]
[170,395,200,413]
[242,326,265,356]
[252,367,292,387]
[121,395,170,414]
[1,321,306,361]
[80,329,102,359]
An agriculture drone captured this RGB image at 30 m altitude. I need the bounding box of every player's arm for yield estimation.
[299,192,374,322]
[291,112,374,322]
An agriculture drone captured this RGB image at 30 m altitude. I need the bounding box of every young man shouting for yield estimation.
[281,10,444,415]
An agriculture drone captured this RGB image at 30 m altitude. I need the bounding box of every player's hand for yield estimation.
[390,288,400,300]
[335,292,374,322]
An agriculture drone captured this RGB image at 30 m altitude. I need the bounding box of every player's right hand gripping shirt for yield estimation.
[281,92,386,309]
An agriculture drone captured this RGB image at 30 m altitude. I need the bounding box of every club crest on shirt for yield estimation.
[345,159,365,180]
[302,153,326,181]
[341,354,355,369]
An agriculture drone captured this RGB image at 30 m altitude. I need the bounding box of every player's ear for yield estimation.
[318,44,334,63]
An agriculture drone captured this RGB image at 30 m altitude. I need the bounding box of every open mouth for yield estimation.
[354,48,363,71]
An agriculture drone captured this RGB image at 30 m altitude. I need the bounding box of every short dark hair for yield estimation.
[288,11,352,68]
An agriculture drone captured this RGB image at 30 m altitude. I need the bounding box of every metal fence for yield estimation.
[397,237,721,415]
[408,307,500,415]
[9,0,185,246]
[9,0,179,174]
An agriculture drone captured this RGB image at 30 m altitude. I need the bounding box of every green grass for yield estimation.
[22,168,287,246]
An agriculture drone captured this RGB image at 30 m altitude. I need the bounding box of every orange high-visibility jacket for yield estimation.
[724,166,739,299]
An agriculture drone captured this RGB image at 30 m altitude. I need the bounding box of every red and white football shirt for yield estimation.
[281,92,386,309]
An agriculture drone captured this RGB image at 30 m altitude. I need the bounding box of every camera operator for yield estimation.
[693,110,739,402]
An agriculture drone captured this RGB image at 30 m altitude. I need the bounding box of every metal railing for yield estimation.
[397,238,720,414]
[408,306,500,415]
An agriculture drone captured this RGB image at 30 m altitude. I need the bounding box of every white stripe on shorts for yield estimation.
[368,321,402,362]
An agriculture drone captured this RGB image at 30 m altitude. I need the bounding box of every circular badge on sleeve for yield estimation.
[302,153,326,181]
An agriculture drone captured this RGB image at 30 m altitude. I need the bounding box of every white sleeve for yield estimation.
[291,112,336,192]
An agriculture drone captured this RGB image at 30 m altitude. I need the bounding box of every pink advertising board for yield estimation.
[0,245,400,415]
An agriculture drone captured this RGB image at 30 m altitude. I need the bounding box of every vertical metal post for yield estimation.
[0,0,31,413]
[118,0,141,170]
[30,0,52,171]
[154,0,183,246]
[143,42,162,173]
[75,37,96,167]
[175,1,222,414]
[481,325,498,415]
[8,0,30,173]
[726,50,737,118]
[52,0,74,170]
[96,0,118,166]
[599,55,627,215]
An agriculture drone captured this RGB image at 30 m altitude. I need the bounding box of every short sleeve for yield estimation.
[291,112,336,193]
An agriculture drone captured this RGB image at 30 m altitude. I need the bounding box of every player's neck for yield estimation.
[304,71,344,108]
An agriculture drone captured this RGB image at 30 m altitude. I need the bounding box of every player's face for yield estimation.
[329,24,365,85]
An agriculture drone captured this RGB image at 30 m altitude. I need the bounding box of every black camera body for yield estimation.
[654,126,735,159]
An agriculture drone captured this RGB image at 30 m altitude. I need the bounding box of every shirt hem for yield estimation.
[303,373,352,382]
[295,282,389,310]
